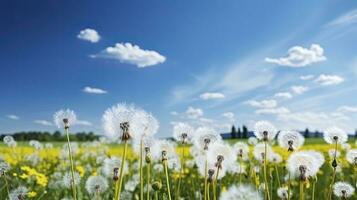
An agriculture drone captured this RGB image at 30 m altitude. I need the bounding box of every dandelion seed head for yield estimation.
[220,184,263,200]
[62,172,81,188]
[85,175,108,195]
[328,149,341,158]
[173,122,194,143]
[0,161,10,174]
[278,130,304,151]
[271,153,283,164]
[253,143,273,162]
[3,135,14,144]
[9,186,28,200]
[324,126,348,144]
[254,121,277,141]
[151,139,176,161]
[346,149,357,165]
[342,143,351,151]
[193,126,222,151]
[248,137,258,146]
[54,109,77,129]
[207,143,235,171]
[277,187,292,199]
[102,157,127,178]
[333,181,354,198]
[304,151,325,168]
[287,151,320,180]
[130,109,159,141]
[233,142,249,160]
[29,140,43,150]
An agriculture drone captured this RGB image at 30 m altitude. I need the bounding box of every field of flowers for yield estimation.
[1,103,357,200]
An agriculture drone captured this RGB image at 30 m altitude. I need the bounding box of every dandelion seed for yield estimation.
[287,151,320,180]
[278,130,304,151]
[333,181,354,199]
[207,143,235,179]
[54,109,77,129]
[193,126,222,151]
[254,121,277,141]
[324,126,348,144]
[85,175,108,195]
[219,184,263,200]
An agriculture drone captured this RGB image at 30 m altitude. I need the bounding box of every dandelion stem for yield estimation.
[115,140,128,200]
[204,157,208,200]
[312,177,316,200]
[213,167,220,200]
[299,181,304,200]
[275,165,281,187]
[328,140,338,200]
[263,141,271,200]
[176,144,186,198]
[155,191,158,200]
[207,183,210,200]
[287,172,291,200]
[2,172,10,198]
[65,128,77,200]
[163,160,172,200]
[140,139,144,200]
[146,162,151,200]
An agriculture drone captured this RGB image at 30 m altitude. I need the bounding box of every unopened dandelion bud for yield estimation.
[152,181,162,191]
[162,150,167,162]
[113,167,119,181]
[207,169,215,183]
[145,147,151,164]
[332,159,338,168]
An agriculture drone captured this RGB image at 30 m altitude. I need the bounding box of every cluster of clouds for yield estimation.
[4,114,92,127]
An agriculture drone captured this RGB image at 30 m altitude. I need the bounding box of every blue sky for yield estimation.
[1,0,357,137]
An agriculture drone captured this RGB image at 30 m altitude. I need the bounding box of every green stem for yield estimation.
[275,165,281,187]
[65,128,77,200]
[146,162,151,200]
[140,139,143,200]
[176,144,186,198]
[163,160,172,200]
[328,141,338,200]
[207,183,210,200]
[155,192,158,200]
[213,167,220,200]
[204,158,208,200]
[299,181,304,200]
[312,177,316,200]
[3,173,10,198]
[263,141,271,200]
[115,140,128,200]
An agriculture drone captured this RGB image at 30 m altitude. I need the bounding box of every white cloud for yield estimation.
[170,111,179,116]
[76,120,93,126]
[256,107,290,115]
[291,85,309,94]
[327,9,357,26]
[92,43,166,68]
[34,120,53,126]
[300,75,314,80]
[274,92,293,99]
[222,112,234,119]
[265,44,326,67]
[199,92,225,100]
[314,74,344,86]
[247,99,277,109]
[77,28,101,43]
[82,86,108,94]
[7,115,19,120]
[185,106,203,119]
[337,105,357,113]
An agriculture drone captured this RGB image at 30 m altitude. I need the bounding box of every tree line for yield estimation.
[0,131,99,142]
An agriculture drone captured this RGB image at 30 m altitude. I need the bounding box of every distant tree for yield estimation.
[237,127,242,138]
[0,131,100,142]
[314,131,319,138]
[355,130,357,138]
[231,125,237,139]
[242,125,248,138]
[304,128,309,138]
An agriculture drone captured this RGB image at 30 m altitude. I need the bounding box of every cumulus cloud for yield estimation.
[82,86,108,94]
[199,92,225,100]
[7,115,19,120]
[327,9,357,26]
[314,74,344,86]
[222,112,235,122]
[76,120,93,126]
[265,44,326,67]
[300,75,314,80]
[337,105,357,113]
[92,42,166,68]
[246,99,277,109]
[256,107,290,115]
[274,92,293,99]
[185,106,203,119]
[34,120,53,126]
[77,28,101,43]
[291,85,309,95]
[170,111,179,116]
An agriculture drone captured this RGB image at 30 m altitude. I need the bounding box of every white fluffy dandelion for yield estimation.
[287,151,320,180]
[277,186,292,199]
[3,136,17,147]
[151,140,177,161]
[254,121,277,141]
[333,181,354,198]
[248,137,258,146]
[278,130,304,151]
[233,142,249,160]
[328,149,341,158]
[207,143,236,179]
[220,184,263,200]
[253,143,273,163]
[85,175,109,195]
[54,109,77,129]
[9,186,28,200]
[323,126,348,144]
[346,149,357,165]
[0,160,10,174]
[130,109,159,141]
[102,157,127,178]
[172,122,194,144]
[193,126,222,151]
[304,151,325,168]
[62,172,81,189]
